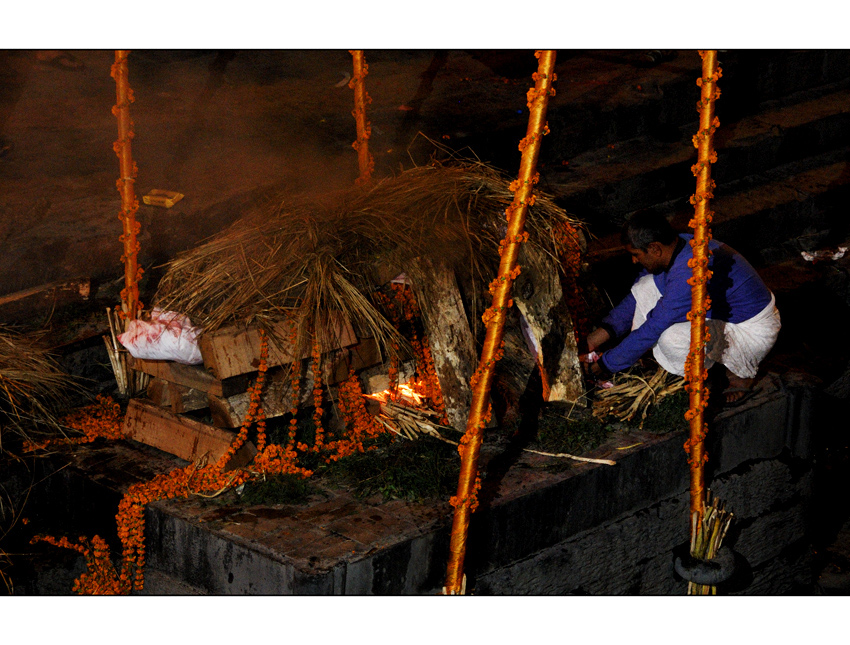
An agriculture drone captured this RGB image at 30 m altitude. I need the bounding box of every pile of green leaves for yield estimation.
[531,406,613,464]
[238,474,314,506]
[324,435,460,503]
[640,389,689,434]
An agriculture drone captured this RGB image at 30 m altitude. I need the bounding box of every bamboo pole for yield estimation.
[443,50,557,595]
[349,50,374,185]
[684,50,721,523]
[111,50,143,327]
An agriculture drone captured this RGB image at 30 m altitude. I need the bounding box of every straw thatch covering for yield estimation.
[0,327,77,452]
[155,161,585,361]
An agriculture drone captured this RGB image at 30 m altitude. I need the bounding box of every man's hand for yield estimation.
[588,360,607,380]
[586,327,611,353]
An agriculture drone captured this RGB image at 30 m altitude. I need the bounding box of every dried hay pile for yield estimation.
[592,366,686,428]
[155,161,585,360]
[0,327,77,453]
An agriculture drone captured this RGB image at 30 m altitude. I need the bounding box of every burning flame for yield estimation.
[365,382,425,406]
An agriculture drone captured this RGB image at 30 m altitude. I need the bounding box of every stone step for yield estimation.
[584,147,850,270]
[7,371,820,595]
[540,86,850,234]
[455,50,850,171]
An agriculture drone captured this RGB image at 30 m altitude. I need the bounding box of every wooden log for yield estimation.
[146,378,172,407]
[198,314,358,380]
[133,358,251,398]
[207,368,294,429]
[325,337,384,386]
[513,244,584,403]
[122,399,256,469]
[0,278,90,323]
[406,257,477,431]
[168,382,208,414]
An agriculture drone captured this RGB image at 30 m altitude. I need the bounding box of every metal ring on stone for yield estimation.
[674,545,735,586]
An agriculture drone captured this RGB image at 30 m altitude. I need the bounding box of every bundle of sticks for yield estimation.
[591,366,684,427]
[373,398,456,444]
[688,490,734,595]
[103,307,149,397]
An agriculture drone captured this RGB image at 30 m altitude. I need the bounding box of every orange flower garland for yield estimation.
[310,333,325,452]
[552,220,589,345]
[390,283,449,423]
[326,369,385,461]
[111,50,143,320]
[23,395,124,452]
[32,329,313,595]
[683,50,721,522]
[286,321,301,452]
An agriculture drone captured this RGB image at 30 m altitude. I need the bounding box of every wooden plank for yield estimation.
[406,257,477,431]
[207,368,294,429]
[0,277,90,323]
[198,314,358,381]
[325,337,384,386]
[122,399,256,469]
[167,382,208,414]
[146,378,171,407]
[133,358,253,398]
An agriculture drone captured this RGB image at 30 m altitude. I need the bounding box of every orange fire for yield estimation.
[365,381,426,406]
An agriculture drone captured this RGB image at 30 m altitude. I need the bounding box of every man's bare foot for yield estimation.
[725,370,755,404]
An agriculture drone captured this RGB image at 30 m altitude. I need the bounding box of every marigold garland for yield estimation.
[390,283,449,423]
[552,220,590,345]
[33,330,313,595]
[23,394,124,452]
[349,50,374,185]
[310,333,325,452]
[111,50,143,320]
[684,51,721,482]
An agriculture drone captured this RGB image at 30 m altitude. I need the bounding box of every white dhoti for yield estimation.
[631,274,781,378]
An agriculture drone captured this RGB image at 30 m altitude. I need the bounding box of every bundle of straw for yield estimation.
[103,307,149,397]
[592,366,685,426]
[374,398,456,444]
[688,490,733,595]
[0,326,78,453]
[379,396,616,466]
[154,161,585,365]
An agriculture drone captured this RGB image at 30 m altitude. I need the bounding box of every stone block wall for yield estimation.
[473,373,818,595]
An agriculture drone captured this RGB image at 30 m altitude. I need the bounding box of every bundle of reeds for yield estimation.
[592,366,685,427]
[154,161,584,364]
[103,307,149,397]
[0,326,78,453]
[374,398,456,444]
[688,490,733,595]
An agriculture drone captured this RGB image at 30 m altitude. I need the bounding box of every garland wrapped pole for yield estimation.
[682,51,734,595]
[111,50,143,324]
[349,50,374,185]
[684,49,720,522]
[443,50,557,595]
[108,51,146,396]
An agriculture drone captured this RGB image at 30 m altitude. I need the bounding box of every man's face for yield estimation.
[626,242,666,274]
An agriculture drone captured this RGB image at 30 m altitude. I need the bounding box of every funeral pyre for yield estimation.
[147,161,591,438]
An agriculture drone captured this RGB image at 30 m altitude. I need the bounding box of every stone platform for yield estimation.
[13,371,819,595]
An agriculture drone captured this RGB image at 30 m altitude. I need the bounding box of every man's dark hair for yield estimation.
[621,210,678,250]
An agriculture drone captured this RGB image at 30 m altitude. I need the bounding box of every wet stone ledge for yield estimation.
[10,372,819,595]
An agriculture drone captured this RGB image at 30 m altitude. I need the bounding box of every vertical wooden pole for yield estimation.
[349,50,374,185]
[111,50,143,326]
[684,50,721,524]
[443,50,557,595]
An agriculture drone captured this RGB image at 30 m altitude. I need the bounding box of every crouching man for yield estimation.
[585,211,781,405]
